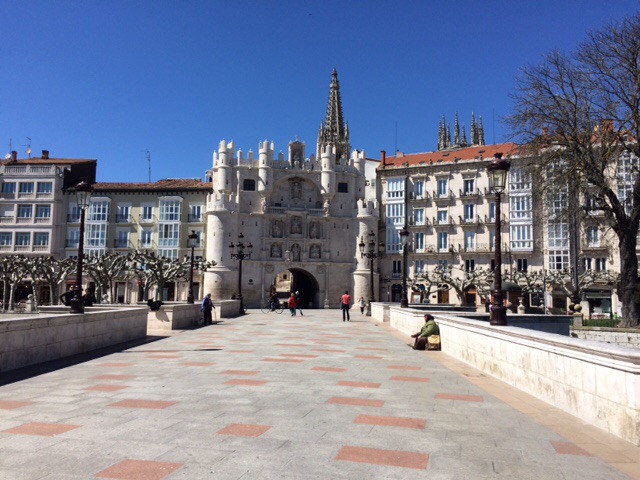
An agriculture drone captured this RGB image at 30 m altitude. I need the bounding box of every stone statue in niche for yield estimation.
[309,222,320,239]
[323,199,330,216]
[272,220,283,238]
[270,243,282,258]
[309,245,321,259]
[291,243,301,262]
[293,152,301,168]
[290,180,302,201]
[290,216,302,234]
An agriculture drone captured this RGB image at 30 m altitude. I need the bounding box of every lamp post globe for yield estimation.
[487,153,511,326]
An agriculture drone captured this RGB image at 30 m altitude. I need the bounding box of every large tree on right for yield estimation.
[508,13,640,327]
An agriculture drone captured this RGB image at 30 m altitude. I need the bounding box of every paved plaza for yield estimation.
[0,309,638,479]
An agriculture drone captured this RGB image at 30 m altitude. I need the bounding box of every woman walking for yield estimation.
[358,296,366,314]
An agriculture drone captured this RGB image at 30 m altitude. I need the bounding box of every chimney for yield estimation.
[42,150,49,159]
[380,150,386,167]
[10,151,17,162]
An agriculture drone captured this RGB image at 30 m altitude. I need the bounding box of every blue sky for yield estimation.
[1,1,638,182]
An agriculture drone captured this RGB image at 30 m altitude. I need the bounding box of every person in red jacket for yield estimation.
[341,291,352,321]
[287,292,298,316]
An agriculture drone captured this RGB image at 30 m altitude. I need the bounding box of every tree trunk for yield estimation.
[618,231,640,327]
[156,280,165,301]
[8,283,16,310]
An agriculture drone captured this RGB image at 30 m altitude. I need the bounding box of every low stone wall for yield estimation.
[572,327,640,349]
[213,300,242,318]
[0,307,148,372]
[372,306,640,446]
[147,304,201,330]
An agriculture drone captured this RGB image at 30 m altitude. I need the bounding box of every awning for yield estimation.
[584,292,612,299]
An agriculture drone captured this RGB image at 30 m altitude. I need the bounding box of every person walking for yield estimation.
[288,292,297,316]
[201,293,214,325]
[295,291,304,316]
[60,285,75,306]
[358,296,366,314]
[341,290,352,321]
[82,288,97,307]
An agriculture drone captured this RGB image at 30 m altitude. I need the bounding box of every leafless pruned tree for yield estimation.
[507,13,640,326]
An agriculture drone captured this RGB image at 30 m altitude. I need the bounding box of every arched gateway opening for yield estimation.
[271,268,320,309]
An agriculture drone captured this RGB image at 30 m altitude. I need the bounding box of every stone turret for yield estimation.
[258,140,274,194]
[214,140,235,194]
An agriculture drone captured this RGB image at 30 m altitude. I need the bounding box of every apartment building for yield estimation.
[62,179,209,303]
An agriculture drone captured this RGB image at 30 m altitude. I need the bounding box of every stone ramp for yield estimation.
[0,309,637,479]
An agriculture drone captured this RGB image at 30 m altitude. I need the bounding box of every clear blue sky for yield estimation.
[1,0,637,182]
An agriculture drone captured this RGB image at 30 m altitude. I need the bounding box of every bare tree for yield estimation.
[0,255,30,310]
[418,265,492,306]
[34,256,78,305]
[84,252,131,303]
[508,13,640,327]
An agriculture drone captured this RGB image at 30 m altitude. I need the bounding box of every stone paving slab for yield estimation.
[0,309,637,479]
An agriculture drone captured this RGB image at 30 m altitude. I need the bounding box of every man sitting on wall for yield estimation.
[411,314,440,350]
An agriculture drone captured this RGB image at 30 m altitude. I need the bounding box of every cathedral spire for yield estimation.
[461,124,468,147]
[471,112,478,146]
[454,112,460,147]
[478,116,485,146]
[318,69,350,159]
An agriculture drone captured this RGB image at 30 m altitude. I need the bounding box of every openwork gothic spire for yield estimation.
[318,69,350,160]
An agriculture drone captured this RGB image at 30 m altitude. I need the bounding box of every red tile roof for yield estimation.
[92,179,211,192]
[380,143,519,169]
[1,157,96,166]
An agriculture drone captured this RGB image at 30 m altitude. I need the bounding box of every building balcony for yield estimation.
[432,190,454,202]
[67,214,80,223]
[66,239,79,248]
[459,188,481,198]
[408,217,430,227]
[432,217,455,227]
[138,241,156,249]
[409,191,429,201]
[114,239,132,249]
[115,214,132,224]
[510,241,534,252]
[391,272,402,279]
[17,192,35,199]
[0,192,16,200]
[459,216,481,226]
[34,217,51,224]
[33,245,50,252]
[14,245,31,252]
[36,192,53,199]
[16,217,32,224]
[139,215,156,224]
[188,214,204,223]
[0,216,13,224]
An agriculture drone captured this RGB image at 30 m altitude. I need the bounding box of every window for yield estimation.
[338,182,348,193]
[141,205,154,221]
[15,232,30,246]
[189,204,202,222]
[517,259,528,272]
[437,232,448,252]
[488,202,495,222]
[35,205,51,218]
[463,179,475,195]
[510,225,533,250]
[115,231,130,248]
[157,249,179,260]
[437,209,448,224]
[413,208,424,225]
[37,182,53,194]
[414,181,424,198]
[159,223,180,247]
[595,258,607,271]
[437,178,448,197]
[67,229,80,247]
[464,231,476,251]
[489,231,496,250]
[414,260,425,275]
[88,201,110,222]
[392,260,402,277]
[438,259,449,270]
[116,205,131,222]
[159,200,181,221]
[587,226,599,247]
[414,232,425,252]
[386,178,405,199]
[464,203,475,221]
[548,250,569,270]
[465,259,475,272]
[509,169,531,191]
[18,182,34,194]
[582,258,592,272]
[34,232,49,246]
[1,183,15,194]
[243,179,256,191]
[86,224,107,247]
[140,230,153,247]
[69,204,81,222]
[0,233,11,245]
[17,205,32,218]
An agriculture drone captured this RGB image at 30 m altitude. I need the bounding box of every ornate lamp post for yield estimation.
[487,153,511,326]
[359,230,385,316]
[229,233,252,314]
[186,230,198,304]
[399,227,410,308]
[70,181,93,314]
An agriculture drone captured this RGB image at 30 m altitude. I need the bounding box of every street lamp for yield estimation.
[186,230,198,304]
[359,230,385,316]
[487,153,511,326]
[70,181,93,314]
[229,233,252,314]
[399,227,410,308]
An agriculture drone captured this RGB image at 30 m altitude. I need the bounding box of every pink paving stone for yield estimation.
[336,446,429,470]
[280,354,319,358]
[94,375,136,381]
[85,385,129,392]
[327,397,384,407]
[95,459,183,479]
[551,441,593,456]
[217,423,271,437]
[99,363,135,368]
[354,414,426,429]
[108,400,176,410]
[356,347,387,352]
[312,348,347,353]
[0,400,34,410]
[274,343,307,347]
[387,365,421,371]
[337,381,381,389]
[147,355,179,359]
[228,350,254,354]
[312,367,347,373]
[391,376,429,383]
[181,362,215,367]
[224,379,267,386]
[354,355,383,360]
[435,393,484,402]
[262,358,304,363]
[221,370,259,376]
[2,422,80,437]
